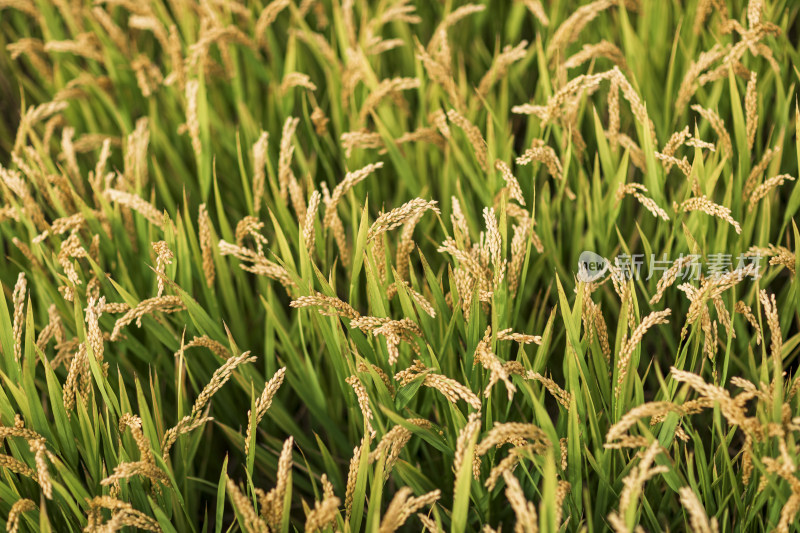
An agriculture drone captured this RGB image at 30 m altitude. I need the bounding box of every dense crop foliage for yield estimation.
[1,0,800,531]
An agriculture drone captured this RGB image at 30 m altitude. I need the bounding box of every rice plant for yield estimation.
[1,0,800,531]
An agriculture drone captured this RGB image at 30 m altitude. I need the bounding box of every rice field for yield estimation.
[1,0,800,531]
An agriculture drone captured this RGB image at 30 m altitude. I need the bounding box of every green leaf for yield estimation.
[216,454,229,533]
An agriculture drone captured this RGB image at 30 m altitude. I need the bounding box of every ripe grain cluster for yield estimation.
[0,1,799,532]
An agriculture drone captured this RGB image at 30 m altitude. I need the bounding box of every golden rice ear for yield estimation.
[394,360,482,410]
[675,44,725,111]
[453,413,481,486]
[516,143,563,181]
[277,116,300,203]
[105,188,166,228]
[255,436,294,530]
[198,204,215,287]
[368,198,439,242]
[85,296,105,363]
[359,77,420,123]
[618,183,670,221]
[184,80,201,157]
[251,131,269,213]
[390,279,435,318]
[676,195,741,234]
[494,160,525,206]
[244,367,286,455]
[174,334,231,360]
[226,479,269,532]
[474,332,516,401]
[654,151,691,176]
[485,448,523,491]
[503,469,538,532]
[86,495,162,532]
[6,499,36,533]
[302,190,321,255]
[151,240,173,297]
[609,67,656,141]
[610,440,669,529]
[110,296,186,342]
[162,351,256,460]
[255,0,290,46]
[447,109,488,171]
[340,129,384,158]
[745,71,758,151]
[691,105,733,157]
[743,146,781,199]
[749,174,796,212]
[564,40,627,72]
[759,290,782,365]
[345,435,371,520]
[649,255,697,305]
[358,361,396,397]
[310,107,329,136]
[616,310,671,398]
[304,493,340,532]
[11,272,26,362]
[765,246,796,274]
[290,291,361,320]
[476,422,548,457]
[507,223,530,293]
[346,375,376,438]
[280,72,317,95]
[323,162,383,229]
[526,372,571,408]
[547,0,620,59]
[379,487,441,533]
[477,41,528,97]
[392,214,425,284]
[352,316,422,365]
[482,207,502,269]
[521,0,549,26]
